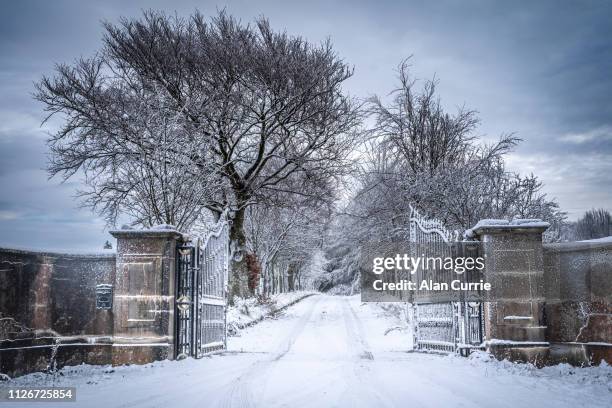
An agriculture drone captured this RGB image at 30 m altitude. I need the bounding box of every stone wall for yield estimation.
[0,228,184,378]
[0,248,116,377]
[543,240,612,364]
[469,221,611,366]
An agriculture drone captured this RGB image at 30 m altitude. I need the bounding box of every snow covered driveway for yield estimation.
[6,295,611,407]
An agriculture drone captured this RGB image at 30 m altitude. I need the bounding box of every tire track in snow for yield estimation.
[345,299,374,360]
[341,300,487,408]
[111,357,255,408]
[111,296,320,408]
[341,300,474,408]
[218,295,321,408]
[341,298,394,408]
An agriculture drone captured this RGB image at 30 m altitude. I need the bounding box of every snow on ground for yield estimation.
[227,291,316,331]
[3,294,611,408]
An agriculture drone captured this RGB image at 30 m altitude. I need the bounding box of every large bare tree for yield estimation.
[36,62,220,230]
[315,61,568,293]
[362,60,564,233]
[35,10,361,299]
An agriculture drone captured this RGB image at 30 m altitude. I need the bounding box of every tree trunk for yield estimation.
[287,264,295,291]
[228,205,250,305]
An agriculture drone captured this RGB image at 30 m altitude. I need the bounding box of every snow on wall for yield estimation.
[465,218,551,238]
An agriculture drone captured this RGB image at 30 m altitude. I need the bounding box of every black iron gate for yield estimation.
[175,217,229,359]
[175,245,196,358]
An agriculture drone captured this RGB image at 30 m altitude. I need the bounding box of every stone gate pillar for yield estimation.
[469,219,550,364]
[109,227,185,365]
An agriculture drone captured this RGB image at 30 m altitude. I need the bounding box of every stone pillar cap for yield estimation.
[110,224,188,241]
[465,218,550,238]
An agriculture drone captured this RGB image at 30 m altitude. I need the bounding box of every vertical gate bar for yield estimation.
[223,223,229,350]
[452,302,458,352]
[196,239,202,357]
[189,244,196,357]
[174,247,180,358]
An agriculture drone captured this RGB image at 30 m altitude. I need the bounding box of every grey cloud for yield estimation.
[0,0,610,250]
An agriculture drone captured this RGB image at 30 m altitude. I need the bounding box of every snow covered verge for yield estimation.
[227,291,317,334]
[580,235,612,243]
[355,298,415,351]
[2,295,610,408]
[463,350,612,389]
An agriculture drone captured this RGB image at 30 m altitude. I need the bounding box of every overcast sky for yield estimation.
[1,0,611,251]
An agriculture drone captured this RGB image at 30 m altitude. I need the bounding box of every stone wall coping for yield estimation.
[544,240,612,253]
[467,218,550,237]
[0,246,116,259]
[109,227,187,241]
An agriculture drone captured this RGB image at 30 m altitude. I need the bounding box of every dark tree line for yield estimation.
[573,208,612,240]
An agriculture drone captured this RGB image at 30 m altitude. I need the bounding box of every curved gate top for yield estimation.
[408,204,459,244]
[175,213,230,359]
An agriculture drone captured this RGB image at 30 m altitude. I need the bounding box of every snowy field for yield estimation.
[3,294,611,408]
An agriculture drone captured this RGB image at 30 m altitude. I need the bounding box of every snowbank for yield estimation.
[579,235,612,243]
[463,351,612,388]
[227,291,317,334]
